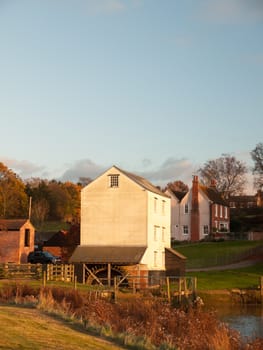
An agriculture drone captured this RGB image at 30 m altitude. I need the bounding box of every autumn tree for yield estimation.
[198,154,247,198]
[165,180,189,193]
[251,143,263,190]
[25,178,50,226]
[0,162,28,218]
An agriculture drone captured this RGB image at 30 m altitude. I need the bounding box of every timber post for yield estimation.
[260,276,263,303]
[166,277,171,303]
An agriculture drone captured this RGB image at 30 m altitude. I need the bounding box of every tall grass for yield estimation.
[1,283,262,350]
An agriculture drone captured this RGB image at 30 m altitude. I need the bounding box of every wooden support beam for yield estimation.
[107,263,111,287]
[116,272,130,287]
[84,265,103,285]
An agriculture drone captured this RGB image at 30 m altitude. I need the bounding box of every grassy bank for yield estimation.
[0,305,124,350]
[1,284,263,350]
[174,240,263,268]
[187,262,263,290]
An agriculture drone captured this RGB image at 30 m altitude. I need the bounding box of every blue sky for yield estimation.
[0,0,262,190]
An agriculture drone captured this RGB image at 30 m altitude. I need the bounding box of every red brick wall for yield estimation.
[0,222,35,263]
[0,231,20,263]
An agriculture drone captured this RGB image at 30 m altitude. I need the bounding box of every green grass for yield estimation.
[187,262,263,290]
[174,240,263,268]
[0,306,125,350]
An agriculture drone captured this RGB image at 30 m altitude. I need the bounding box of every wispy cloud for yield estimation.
[59,157,196,187]
[60,159,108,182]
[199,0,263,23]
[138,158,197,187]
[1,157,46,178]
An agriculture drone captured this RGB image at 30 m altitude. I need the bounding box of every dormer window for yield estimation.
[108,174,119,188]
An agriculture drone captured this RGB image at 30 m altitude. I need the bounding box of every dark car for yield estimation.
[27,251,61,264]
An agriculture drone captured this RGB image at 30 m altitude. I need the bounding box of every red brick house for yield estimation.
[0,219,35,263]
[166,176,230,241]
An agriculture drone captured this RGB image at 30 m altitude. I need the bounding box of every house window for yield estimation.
[154,226,159,241]
[162,227,165,241]
[215,204,218,217]
[154,197,158,213]
[108,174,119,188]
[162,200,165,215]
[184,203,189,214]
[183,225,189,235]
[154,251,158,267]
[203,225,209,235]
[220,205,223,218]
[224,207,228,219]
[214,220,218,230]
[24,229,30,247]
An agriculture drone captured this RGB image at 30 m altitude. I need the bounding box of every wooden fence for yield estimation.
[46,264,75,282]
[0,263,42,280]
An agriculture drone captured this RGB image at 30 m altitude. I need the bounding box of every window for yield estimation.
[215,204,218,217]
[183,225,189,235]
[24,229,30,247]
[184,203,189,214]
[108,174,119,188]
[162,227,165,241]
[220,205,223,218]
[154,226,159,241]
[203,225,209,235]
[154,197,158,213]
[162,200,165,214]
[154,251,158,267]
[224,207,228,219]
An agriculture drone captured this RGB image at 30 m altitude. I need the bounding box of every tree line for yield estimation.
[0,143,262,223]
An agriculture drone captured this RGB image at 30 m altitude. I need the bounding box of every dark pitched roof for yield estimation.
[0,219,29,231]
[114,166,170,198]
[44,230,69,246]
[165,247,187,260]
[228,195,256,202]
[69,245,147,264]
[200,185,228,206]
[170,190,187,201]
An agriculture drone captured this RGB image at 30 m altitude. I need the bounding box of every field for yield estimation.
[174,240,263,268]
[0,305,124,350]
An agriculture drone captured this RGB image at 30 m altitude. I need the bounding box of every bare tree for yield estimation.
[251,143,263,190]
[198,154,247,198]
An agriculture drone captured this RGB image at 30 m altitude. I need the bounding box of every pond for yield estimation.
[213,304,263,339]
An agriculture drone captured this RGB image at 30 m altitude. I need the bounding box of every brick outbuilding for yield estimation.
[0,219,35,263]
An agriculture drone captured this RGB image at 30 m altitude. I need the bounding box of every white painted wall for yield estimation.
[81,166,171,270]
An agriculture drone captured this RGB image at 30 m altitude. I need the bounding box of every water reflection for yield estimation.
[209,304,263,339]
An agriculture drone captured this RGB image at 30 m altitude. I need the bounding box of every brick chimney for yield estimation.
[191,175,200,241]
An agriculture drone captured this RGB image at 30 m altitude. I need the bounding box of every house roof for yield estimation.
[228,195,256,202]
[169,190,187,201]
[116,166,169,198]
[0,219,29,231]
[44,230,69,246]
[199,185,228,206]
[69,245,147,264]
[165,247,187,260]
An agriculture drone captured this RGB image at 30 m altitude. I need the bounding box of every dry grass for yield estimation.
[0,282,263,350]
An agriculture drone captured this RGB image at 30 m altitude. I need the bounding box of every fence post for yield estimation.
[43,271,46,287]
[260,276,263,303]
[166,277,171,303]
[74,275,77,290]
